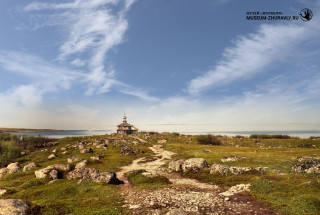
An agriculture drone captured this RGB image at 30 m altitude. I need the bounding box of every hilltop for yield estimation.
[0,132,319,214]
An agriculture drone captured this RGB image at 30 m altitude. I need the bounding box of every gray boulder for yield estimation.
[67,156,81,163]
[0,189,7,196]
[210,164,230,175]
[0,199,29,215]
[0,168,8,174]
[90,155,102,161]
[35,164,71,179]
[168,159,185,172]
[48,154,56,159]
[67,168,119,184]
[80,147,92,153]
[23,163,37,172]
[7,162,20,174]
[121,145,143,156]
[75,160,88,169]
[49,170,59,180]
[181,158,208,172]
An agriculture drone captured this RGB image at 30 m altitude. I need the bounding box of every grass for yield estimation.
[1,132,320,214]
[127,170,171,190]
[0,133,153,214]
[156,133,320,215]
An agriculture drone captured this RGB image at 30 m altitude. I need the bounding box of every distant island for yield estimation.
[0,127,60,133]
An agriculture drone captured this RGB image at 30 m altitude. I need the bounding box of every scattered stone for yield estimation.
[210,164,230,175]
[23,163,37,172]
[129,204,141,209]
[20,152,26,156]
[75,160,88,169]
[61,147,67,151]
[52,148,58,153]
[35,164,71,179]
[67,156,81,163]
[49,170,59,180]
[7,162,20,174]
[165,207,187,215]
[204,148,212,152]
[96,144,107,149]
[48,154,56,159]
[181,158,208,172]
[48,179,58,184]
[67,168,119,184]
[221,156,248,162]
[90,155,102,161]
[210,163,267,175]
[224,197,230,201]
[0,189,7,196]
[0,168,9,174]
[219,184,251,197]
[297,156,320,162]
[121,145,143,156]
[291,160,320,173]
[61,151,67,155]
[80,147,92,154]
[168,159,185,172]
[0,199,29,215]
[157,139,167,144]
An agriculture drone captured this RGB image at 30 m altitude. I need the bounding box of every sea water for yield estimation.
[14,129,320,139]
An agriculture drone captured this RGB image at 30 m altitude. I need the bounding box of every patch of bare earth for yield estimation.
[117,144,277,215]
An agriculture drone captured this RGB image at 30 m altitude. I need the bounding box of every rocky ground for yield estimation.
[117,144,276,215]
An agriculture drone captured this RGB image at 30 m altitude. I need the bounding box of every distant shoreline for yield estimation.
[0,127,61,133]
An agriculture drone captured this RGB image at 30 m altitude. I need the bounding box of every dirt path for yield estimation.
[117,144,276,215]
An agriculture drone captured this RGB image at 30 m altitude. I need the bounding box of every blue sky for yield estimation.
[0,0,319,132]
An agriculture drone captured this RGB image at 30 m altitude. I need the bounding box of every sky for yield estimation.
[0,0,319,132]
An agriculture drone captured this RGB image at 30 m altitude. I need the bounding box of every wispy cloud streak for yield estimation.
[24,0,146,97]
[187,22,319,96]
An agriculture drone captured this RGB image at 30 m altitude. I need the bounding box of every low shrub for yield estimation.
[196,134,221,145]
[0,142,21,167]
[249,134,298,139]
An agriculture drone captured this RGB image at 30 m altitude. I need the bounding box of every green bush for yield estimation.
[249,134,298,139]
[196,134,221,145]
[0,142,21,167]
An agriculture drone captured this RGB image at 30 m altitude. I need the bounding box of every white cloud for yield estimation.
[0,51,82,93]
[119,88,160,102]
[0,85,42,108]
[24,0,137,95]
[187,22,319,96]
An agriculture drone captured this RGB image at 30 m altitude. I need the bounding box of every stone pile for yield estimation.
[0,162,20,178]
[221,156,248,162]
[169,158,268,175]
[168,158,208,172]
[210,164,268,176]
[291,159,320,174]
[67,168,119,184]
[121,145,143,156]
[34,164,71,179]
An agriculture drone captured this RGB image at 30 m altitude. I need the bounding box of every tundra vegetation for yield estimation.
[0,131,319,214]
